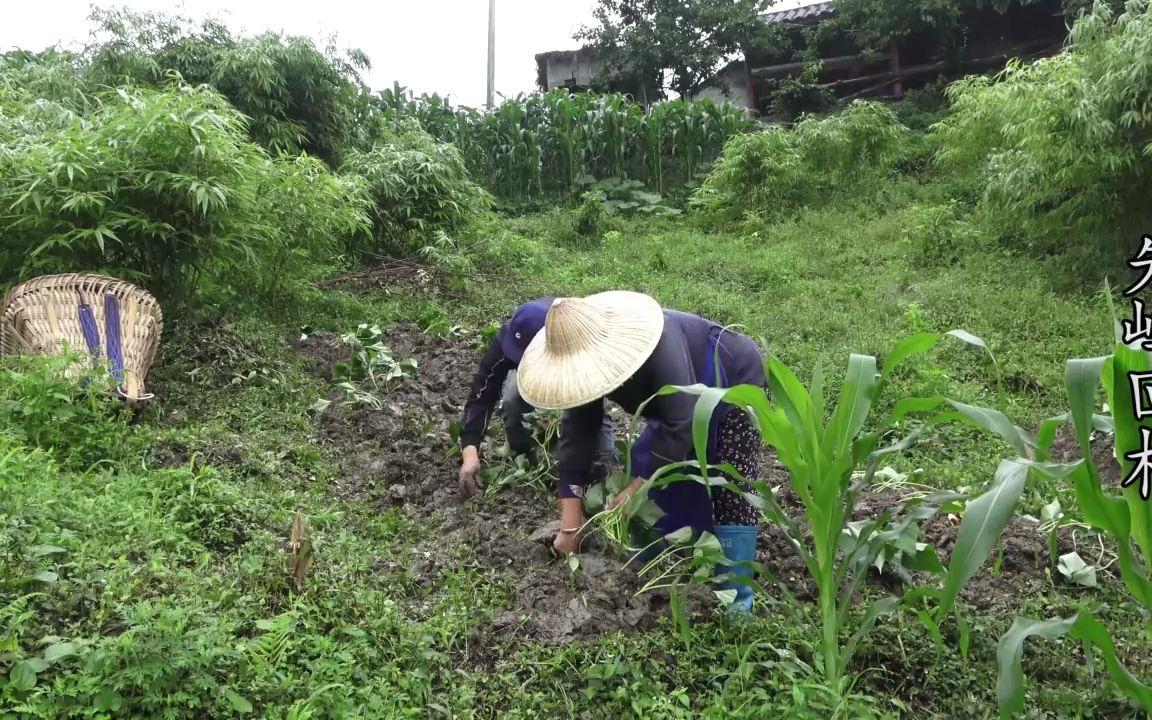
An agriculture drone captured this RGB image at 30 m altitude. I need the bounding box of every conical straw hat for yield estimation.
[516,290,665,410]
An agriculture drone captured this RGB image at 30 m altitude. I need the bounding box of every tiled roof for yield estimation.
[762,1,835,23]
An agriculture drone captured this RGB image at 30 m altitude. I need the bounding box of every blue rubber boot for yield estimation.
[714,525,757,613]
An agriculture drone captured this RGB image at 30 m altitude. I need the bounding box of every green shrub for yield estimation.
[339,122,492,257]
[792,100,910,183]
[693,101,910,218]
[237,153,371,301]
[81,7,370,165]
[904,201,986,267]
[892,80,951,131]
[932,0,1152,261]
[0,82,369,304]
[764,78,836,121]
[692,128,807,217]
[0,431,254,713]
[0,83,261,301]
[0,355,132,469]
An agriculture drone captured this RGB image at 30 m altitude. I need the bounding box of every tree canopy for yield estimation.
[575,0,779,98]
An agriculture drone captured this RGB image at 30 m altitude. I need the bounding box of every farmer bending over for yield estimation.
[516,291,765,612]
[458,298,614,497]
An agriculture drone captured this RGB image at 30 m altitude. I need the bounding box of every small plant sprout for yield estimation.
[311,324,418,413]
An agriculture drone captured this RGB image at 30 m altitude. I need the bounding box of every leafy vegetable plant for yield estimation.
[332,323,418,389]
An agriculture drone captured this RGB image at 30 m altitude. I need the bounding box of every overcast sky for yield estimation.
[2,0,817,108]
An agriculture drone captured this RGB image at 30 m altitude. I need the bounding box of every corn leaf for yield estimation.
[826,354,878,458]
[936,459,1028,621]
[882,332,945,375]
[996,615,1078,717]
[942,400,1035,457]
[1108,343,1152,565]
[997,612,1152,718]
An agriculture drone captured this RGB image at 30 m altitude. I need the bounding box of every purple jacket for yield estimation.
[556,309,765,491]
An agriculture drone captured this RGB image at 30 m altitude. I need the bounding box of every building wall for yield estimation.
[690,66,748,107]
[542,52,604,90]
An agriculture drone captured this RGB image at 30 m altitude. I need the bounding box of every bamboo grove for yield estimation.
[375,86,753,203]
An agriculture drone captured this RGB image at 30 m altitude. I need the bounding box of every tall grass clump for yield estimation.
[933,0,1152,265]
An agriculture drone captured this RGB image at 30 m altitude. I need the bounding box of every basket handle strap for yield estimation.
[77,303,101,365]
[103,293,125,385]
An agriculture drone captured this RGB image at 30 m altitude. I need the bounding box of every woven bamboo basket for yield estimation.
[0,273,163,405]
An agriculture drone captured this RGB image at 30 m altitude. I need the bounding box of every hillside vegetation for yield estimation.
[2,2,1152,718]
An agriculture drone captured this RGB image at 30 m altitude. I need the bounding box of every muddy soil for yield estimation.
[296,324,715,646]
[146,438,244,470]
[293,322,1122,646]
[1048,422,1122,487]
[753,443,1109,614]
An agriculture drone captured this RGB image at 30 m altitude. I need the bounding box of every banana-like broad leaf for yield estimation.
[936,459,1028,622]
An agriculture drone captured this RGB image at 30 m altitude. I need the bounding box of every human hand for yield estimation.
[458,446,482,497]
[551,498,584,557]
[607,478,646,512]
[552,528,580,556]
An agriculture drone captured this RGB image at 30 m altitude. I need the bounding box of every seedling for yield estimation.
[333,323,418,389]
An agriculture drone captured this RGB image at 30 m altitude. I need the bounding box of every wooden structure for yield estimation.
[742,0,1070,115]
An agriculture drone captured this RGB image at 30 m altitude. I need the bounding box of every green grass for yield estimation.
[0,178,1141,718]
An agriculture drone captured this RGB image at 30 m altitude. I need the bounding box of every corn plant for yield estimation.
[375,87,752,202]
[993,335,1152,716]
[638,329,1033,698]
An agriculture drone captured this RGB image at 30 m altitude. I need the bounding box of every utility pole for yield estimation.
[486,0,496,109]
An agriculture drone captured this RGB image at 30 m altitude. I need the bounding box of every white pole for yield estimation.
[487,0,496,109]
